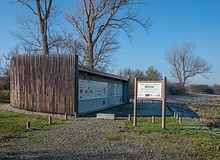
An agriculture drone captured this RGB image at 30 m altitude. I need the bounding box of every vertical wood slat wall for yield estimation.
[10,54,78,116]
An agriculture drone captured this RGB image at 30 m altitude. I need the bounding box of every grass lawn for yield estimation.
[0,109,65,137]
[127,117,220,160]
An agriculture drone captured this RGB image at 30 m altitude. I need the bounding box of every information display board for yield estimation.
[133,78,167,129]
[137,82,162,99]
[78,79,108,100]
[114,83,123,96]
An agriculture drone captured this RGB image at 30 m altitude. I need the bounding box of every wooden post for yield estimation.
[174,112,176,119]
[179,117,182,124]
[48,116,52,124]
[162,77,167,129]
[65,113,68,120]
[128,114,131,122]
[26,121,30,130]
[176,114,179,120]
[152,116,155,123]
[133,77,138,126]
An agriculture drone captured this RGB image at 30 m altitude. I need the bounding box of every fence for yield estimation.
[10,54,78,116]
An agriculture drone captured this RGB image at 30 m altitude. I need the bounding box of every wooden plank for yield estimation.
[24,55,28,110]
[56,55,60,114]
[27,54,30,111]
[10,56,14,106]
[74,54,78,116]
[69,55,72,115]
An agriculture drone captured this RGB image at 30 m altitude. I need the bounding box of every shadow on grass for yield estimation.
[82,101,199,120]
[167,102,199,118]
[83,102,174,118]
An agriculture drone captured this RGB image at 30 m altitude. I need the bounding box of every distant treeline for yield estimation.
[189,84,220,94]
[167,83,220,95]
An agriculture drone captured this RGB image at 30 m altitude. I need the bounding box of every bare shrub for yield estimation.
[167,82,186,95]
[190,85,214,94]
[199,117,220,129]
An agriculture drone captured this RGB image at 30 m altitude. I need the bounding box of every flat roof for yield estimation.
[78,65,129,81]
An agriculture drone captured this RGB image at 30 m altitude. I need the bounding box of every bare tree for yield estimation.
[66,0,150,69]
[3,46,20,76]
[13,0,53,54]
[0,46,20,94]
[145,66,162,80]
[0,58,4,75]
[165,42,211,87]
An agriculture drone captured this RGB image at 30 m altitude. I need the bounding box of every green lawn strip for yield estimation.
[0,109,65,137]
[126,117,220,159]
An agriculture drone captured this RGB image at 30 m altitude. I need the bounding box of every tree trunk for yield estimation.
[36,0,50,55]
[86,42,94,68]
[42,33,49,55]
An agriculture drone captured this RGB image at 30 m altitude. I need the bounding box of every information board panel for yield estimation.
[137,82,162,99]
[78,79,108,100]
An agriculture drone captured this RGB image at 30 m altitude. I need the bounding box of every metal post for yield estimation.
[162,77,167,129]
[133,77,138,126]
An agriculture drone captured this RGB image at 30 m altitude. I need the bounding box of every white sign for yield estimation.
[137,82,162,99]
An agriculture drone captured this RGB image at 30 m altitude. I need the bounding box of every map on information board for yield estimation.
[137,82,162,99]
[78,79,108,100]
[114,83,123,96]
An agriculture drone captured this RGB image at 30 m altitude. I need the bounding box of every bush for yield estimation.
[0,76,10,101]
[167,83,186,95]
[199,117,220,129]
[0,90,10,100]
[213,84,220,93]
[189,84,214,94]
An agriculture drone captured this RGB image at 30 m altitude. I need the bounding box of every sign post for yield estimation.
[162,77,166,129]
[133,77,138,126]
[133,77,167,129]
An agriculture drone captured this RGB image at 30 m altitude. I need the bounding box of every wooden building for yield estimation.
[10,54,129,116]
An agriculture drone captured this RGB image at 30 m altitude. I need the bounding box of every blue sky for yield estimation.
[0,0,219,85]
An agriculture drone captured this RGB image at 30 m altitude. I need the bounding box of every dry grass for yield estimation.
[105,133,122,141]
[199,117,220,128]
[168,94,220,118]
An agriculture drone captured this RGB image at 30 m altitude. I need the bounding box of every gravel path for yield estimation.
[0,117,203,160]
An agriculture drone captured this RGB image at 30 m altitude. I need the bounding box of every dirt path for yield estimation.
[0,117,204,160]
